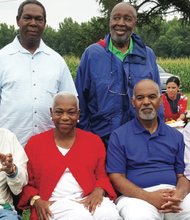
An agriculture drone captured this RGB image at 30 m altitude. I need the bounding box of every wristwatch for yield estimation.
[30,195,41,206]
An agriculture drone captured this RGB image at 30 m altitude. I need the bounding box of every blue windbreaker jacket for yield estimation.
[75,33,161,138]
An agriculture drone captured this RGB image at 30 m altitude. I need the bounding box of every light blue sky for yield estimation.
[0,0,101,29]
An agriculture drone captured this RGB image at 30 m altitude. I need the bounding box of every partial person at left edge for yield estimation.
[0,0,77,147]
[0,128,28,220]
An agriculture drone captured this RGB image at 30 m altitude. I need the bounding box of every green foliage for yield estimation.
[64,55,80,79]
[185,92,190,109]
[96,0,190,23]
[21,209,30,220]
[136,17,190,58]
[0,23,17,48]
[42,26,58,51]
[57,18,81,56]
[158,57,190,92]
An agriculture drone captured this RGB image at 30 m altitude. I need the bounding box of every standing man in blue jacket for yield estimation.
[75,2,161,147]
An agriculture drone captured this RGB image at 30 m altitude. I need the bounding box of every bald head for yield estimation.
[110,2,137,21]
[133,79,160,98]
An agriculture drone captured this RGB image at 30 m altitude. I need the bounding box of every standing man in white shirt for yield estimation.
[0,128,28,219]
[0,0,77,147]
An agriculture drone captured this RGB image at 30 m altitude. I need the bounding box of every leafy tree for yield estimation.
[152,18,190,57]
[96,0,190,25]
[42,26,58,51]
[77,17,109,57]
[0,23,17,49]
[57,18,81,56]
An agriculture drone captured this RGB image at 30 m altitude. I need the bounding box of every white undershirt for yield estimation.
[49,146,83,201]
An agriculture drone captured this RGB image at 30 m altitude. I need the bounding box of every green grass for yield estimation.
[184,92,190,109]
[21,209,30,220]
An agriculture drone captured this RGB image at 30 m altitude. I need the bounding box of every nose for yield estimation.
[143,97,150,105]
[30,18,38,25]
[117,17,125,25]
[60,112,69,120]
[168,88,173,92]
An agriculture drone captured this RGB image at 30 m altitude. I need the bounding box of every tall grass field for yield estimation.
[157,57,190,93]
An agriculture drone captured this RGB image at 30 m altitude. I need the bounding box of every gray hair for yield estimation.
[52,91,79,109]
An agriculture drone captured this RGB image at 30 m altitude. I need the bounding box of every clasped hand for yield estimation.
[159,190,182,213]
[149,189,182,213]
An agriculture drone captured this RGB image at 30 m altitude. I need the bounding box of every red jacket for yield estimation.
[162,93,188,121]
[18,128,116,219]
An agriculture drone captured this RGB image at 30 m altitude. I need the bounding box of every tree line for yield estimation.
[0,16,190,58]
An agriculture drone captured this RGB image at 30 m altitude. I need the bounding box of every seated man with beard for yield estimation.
[106,79,190,220]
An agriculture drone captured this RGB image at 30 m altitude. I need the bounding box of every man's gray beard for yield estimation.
[112,34,130,47]
[139,110,157,121]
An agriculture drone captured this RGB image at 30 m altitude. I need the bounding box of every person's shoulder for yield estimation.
[76,128,101,140]
[0,41,14,56]
[43,44,61,57]
[145,45,156,55]
[184,122,190,132]
[162,93,167,99]
[112,120,133,136]
[180,93,188,100]
[0,127,15,137]
[85,42,105,53]
[163,123,183,138]
[28,129,53,142]
[40,40,64,59]
[76,128,105,151]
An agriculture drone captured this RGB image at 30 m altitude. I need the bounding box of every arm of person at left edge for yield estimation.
[3,131,28,195]
[160,174,190,213]
[184,123,190,180]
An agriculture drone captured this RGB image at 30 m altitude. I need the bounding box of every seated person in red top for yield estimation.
[162,76,188,123]
[17,91,122,220]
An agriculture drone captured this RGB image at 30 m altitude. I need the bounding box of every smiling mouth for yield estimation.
[141,108,153,112]
[27,30,38,34]
[115,30,126,34]
[59,123,71,127]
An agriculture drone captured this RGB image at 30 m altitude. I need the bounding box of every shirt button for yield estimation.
[34,111,37,114]
[33,83,36,86]
[35,125,37,127]
[34,97,37,100]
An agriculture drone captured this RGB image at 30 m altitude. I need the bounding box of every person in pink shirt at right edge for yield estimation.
[184,122,190,181]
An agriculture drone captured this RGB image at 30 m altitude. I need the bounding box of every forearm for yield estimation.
[177,113,186,121]
[175,174,190,199]
[7,166,28,195]
[109,173,149,200]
